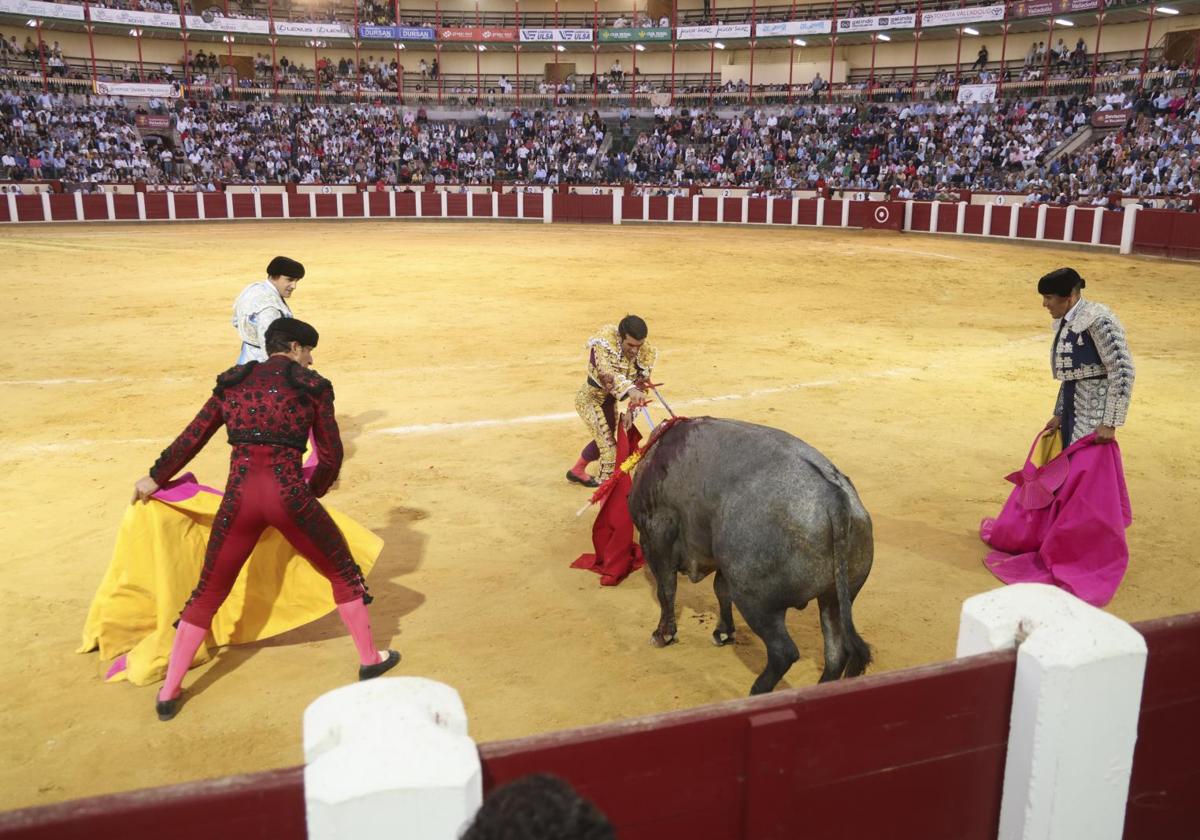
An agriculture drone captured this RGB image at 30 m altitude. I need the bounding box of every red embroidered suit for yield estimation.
[149,355,368,626]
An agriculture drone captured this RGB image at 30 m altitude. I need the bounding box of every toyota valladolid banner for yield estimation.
[519,28,594,42]
[920,4,1006,26]
[1012,0,1099,18]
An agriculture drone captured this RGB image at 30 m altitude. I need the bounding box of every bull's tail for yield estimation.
[828,494,872,679]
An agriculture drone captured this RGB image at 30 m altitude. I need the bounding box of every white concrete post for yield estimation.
[7,192,18,222]
[40,191,51,222]
[543,188,553,224]
[957,584,1147,840]
[765,198,773,225]
[225,191,234,219]
[364,191,372,219]
[166,191,176,221]
[136,192,147,221]
[955,201,967,235]
[841,198,850,227]
[254,192,262,220]
[1091,208,1104,245]
[516,190,523,219]
[642,192,650,222]
[305,678,482,840]
[903,199,913,232]
[929,201,940,233]
[1062,205,1075,242]
[716,196,724,224]
[336,193,345,219]
[668,196,676,222]
[1009,204,1020,238]
[283,191,291,219]
[414,191,423,218]
[1119,204,1140,255]
[612,191,621,225]
[692,193,700,223]
[983,203,993,237]
[309,193,317,218]
[490,191,497,219]
[196,193,205,221]
[440,191,448,218]
[1035,203,1048,240]
[73,192,84,222]
[815,197,825,226]
[741,196,749,224]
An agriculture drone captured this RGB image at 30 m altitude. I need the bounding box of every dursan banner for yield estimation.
[519,28,594,42]
[90,7,181,28]
[957,83,997,104]
[920,4,1006,26]
[95,80,181,99]
[755,19,833,36]
[676,23,752,40]
[273,21,351,38]
[0,0,84,20]
[835,13,916,32]
[358,25,436,40]
[183,14,269,34]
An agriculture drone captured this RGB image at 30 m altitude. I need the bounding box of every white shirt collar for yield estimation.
[1063,297,1084,323]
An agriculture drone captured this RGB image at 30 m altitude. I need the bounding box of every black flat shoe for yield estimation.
[157,693,182,721]
[566,470,600,488]
[359,650,401,681]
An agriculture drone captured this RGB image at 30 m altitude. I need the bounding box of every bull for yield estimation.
[628,417,873,695]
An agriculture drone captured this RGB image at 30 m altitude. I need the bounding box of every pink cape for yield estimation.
[980,429,1132,607]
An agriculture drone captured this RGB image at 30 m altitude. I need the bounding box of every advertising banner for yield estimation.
[90,7,181,28]
[273,21,351,38]
[1090,109,1131,128]
[135,114,174,130]
[358,24,436,40]
[598,26,671,42]
[519,28,594,42]
[920,3,1006,25]
[0,0,84,20]
[957,83,997,104]
[438,26,517,41]
[96,81,181,99]
[755,19,833,37]
[835,13,916,32]
[1012,0,1099,17]
[676,23,752,40]
[184,14,269,34]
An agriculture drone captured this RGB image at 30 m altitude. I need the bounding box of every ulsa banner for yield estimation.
[519,27,593,42]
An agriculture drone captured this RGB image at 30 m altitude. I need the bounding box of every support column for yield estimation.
[136,192,146,221]
[929,200,939,232]
[40,191,51,222]
[74,191,84,221]
[1035,203,1048,240]
[957,585,1146,840]
[1091,207,1104,245]
[613,191,622,225]
[544,188,553,224]
[956,201,966,234]
[167,190,176,220]
[253,191,262,219]
[815,197,825,226]
[1063,205,1076,242]
[1120,204,1140,255]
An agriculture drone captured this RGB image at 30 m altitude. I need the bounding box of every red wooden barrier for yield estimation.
[522,192,543,218]
[770,198,792,225]
[114,194,140,220]
[258,194,283,219]
[1071,208,1096,244]
[746,198,767,224]
[697,196,718,222]
[15,195,44,222]
[496,193,518,218]
[1132,209,1200,261]
[419,192,441,217]
[368,192,391,217]
[1043,206,1066,241]
[313,194,338,218]
[621,195,643,222]
[722,197,743,223]
[394,191,417,217]
[647,196,669,222]
[1016,207,1039,239]
[674,196,694,223]
[910,202,931,232]
[469,193,492,218]
[964,205,986,235]
[229,194,255,219]
[989,204,1012,236]
[936,203,959,233]
[48,194,76,222]
[445,193,468,218]
[173,193,199,220]
[341,193,364,218]
[81,194,108,221]
[200,193,227,219]
[142,193,167,220]
[1,613,1195,840]
[0,195,10,223]
[822,200,844,227]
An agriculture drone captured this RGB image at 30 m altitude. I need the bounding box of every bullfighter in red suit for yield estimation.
[131,318,398,721]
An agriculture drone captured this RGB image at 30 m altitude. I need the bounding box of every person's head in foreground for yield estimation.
[459,774,615,840]
[617,314,648,360]
[1038,267,1085,320]
[265,317,318,368]
[266,255,305,300]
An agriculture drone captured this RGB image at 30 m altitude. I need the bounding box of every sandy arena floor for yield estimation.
[1,221,1197,809]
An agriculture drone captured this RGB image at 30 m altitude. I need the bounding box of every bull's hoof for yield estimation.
[712,630,736,647]
[650,631,678,648]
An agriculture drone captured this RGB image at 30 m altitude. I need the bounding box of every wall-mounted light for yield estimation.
[1053,17,1074,25]
[963,26,979,35]
[477,44,487,51]
[555,44,566,52]
[877,33,890,41]
[222,34,235,43]
[25,18,37,27]
[1156,5,1179,13]
[635,43,646,51]
[129,27,143,36]
[792,38,806,46]
[393,42,405,50]
[712,41,725,49]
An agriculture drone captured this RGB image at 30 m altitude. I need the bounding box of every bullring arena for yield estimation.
[2,0,1200,833]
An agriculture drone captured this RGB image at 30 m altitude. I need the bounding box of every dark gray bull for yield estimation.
[629,417,873,694]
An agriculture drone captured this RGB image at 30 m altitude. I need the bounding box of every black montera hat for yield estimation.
[265,318,319,348]
[1037,267,1086,296]
[266,256,305,279]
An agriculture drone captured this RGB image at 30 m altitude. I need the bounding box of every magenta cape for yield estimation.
[980,429,1132,607]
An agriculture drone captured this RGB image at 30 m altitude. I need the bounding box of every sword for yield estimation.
[649,385,676,418]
